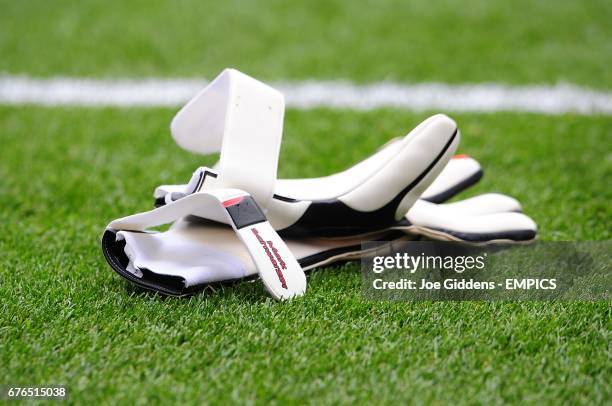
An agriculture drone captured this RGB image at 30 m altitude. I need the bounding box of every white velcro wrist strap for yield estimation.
[170,68,285,208]
[108,188,306,300]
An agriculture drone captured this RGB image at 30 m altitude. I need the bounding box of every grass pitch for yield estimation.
[0,107,610,403]
[1,0,611,87]
[0,0,611,403]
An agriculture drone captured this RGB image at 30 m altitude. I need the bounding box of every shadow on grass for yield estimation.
[121,275,271,304]
[119,260,357,304]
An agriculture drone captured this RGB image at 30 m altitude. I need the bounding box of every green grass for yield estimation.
[0,106,610,403]
[1,0,611,87]
[1,1,611,402]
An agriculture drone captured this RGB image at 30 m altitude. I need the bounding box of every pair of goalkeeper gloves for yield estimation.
[102,69,536,300]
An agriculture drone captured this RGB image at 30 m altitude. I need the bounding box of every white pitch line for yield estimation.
[1,75,611,115]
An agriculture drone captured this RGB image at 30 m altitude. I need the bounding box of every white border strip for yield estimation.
[1,75,611,114]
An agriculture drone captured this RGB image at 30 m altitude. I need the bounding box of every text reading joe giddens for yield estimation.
[370,253,557,291]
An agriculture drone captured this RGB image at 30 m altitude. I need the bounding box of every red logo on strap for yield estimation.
[222,196,244,207]
[251,228,288,289]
